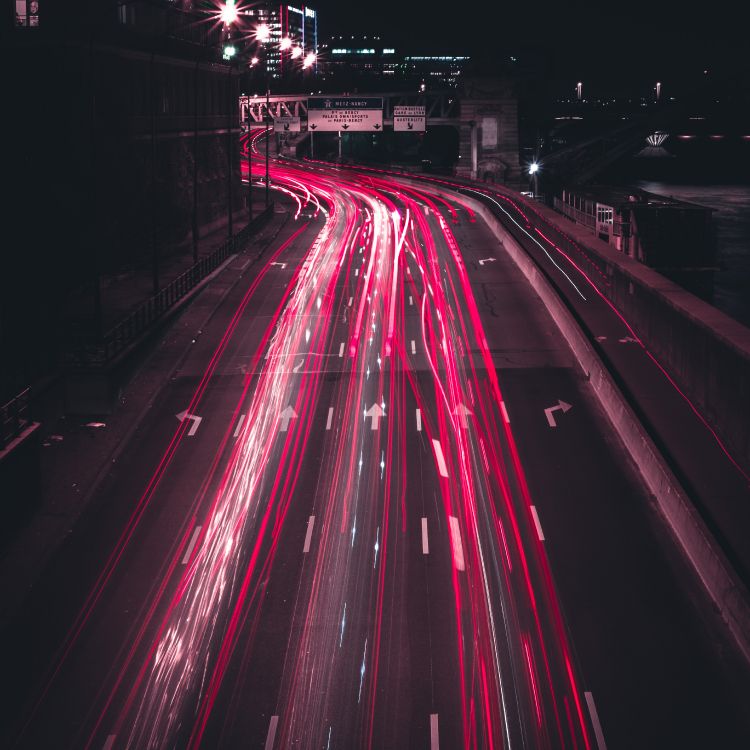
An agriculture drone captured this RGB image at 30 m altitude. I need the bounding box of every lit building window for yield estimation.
[15,0,39,26]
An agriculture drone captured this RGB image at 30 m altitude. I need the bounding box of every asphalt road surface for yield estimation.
[2,136,749,749]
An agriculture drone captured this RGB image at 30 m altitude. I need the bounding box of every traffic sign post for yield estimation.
[273,116,301,133]
[393,105,426,132]
[308,97,384,132]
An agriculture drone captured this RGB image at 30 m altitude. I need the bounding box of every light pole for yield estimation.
[251,24,315,208]
[221,2,240,234]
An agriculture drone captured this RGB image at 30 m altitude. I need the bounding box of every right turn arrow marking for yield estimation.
[544,400,572,428]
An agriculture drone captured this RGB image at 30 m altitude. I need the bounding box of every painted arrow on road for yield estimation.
[544,400,573,428]
[478,258,497,266]
[279,406,297,432]
[364,403,385,430]
[176,410,203,436]
[453,403,473,428]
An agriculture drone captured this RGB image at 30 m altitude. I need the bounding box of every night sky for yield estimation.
[312,0,743,95]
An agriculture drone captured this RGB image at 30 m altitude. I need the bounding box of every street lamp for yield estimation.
[219,0,238,25]
[528,162,539,197]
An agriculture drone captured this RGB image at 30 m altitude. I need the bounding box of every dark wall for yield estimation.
[1,12,242,399]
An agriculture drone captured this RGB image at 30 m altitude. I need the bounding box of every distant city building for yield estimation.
[403,56,470,88]
[238,3,318,78]
[319,36,399,84]
[319,38,469,90]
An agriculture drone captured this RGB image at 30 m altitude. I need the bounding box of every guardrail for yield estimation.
[65,205,274,369]
[0,388,31,451]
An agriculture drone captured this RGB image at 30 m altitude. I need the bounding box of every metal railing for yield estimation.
[65,205,273,369]
[0,388,31,450]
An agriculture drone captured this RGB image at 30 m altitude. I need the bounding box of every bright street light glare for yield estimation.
[280,37,293,51]
[303,52,316,68]
[291,46,303,59]
[529,162,539,174]
[256,23,271,43]
[250,56,259,66]
[219,1,238,25]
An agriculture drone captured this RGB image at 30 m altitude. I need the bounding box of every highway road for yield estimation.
[2,132,749,749]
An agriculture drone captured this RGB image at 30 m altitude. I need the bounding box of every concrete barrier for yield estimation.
[517,197,750,474]
[461,193,750,663]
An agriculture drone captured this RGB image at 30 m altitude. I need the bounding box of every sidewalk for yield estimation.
[0,202,287,628]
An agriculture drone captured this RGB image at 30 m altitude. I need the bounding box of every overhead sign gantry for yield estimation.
[307,97,384,132]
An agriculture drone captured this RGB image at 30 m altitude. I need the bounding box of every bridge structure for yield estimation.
[239,90,460,126]
[239,81,522,184]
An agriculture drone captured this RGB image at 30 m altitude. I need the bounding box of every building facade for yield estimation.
[555,187,715,269]
[1,0,244,396]
[238,3,318,79]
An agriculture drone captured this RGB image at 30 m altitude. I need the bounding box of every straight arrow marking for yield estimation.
[279,406,297,432]
[364,403,385,430]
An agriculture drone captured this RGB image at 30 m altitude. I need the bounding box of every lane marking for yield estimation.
[448,516,465,571]
[430,713,439,750]
[416,408,422,432]
[530,506,545,541]
[432,439,449,478]
[409,295,414,306]
[233,413,246,438]
[348,296,353,307]
[303,516,316,553]
[500,401,510,424]
[355,268,359,277]
[585,692,608,750]
[182,525,202,565]
[102,737,116,750]
[264,715,279,750]
[421,517,429,554]
[411,339,416,355]
[338,342,345,357]
[326,407,334,430]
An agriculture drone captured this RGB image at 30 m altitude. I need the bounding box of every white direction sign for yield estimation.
[393,105,426,132]
[274,116,301,133]
[308,97,383,132]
